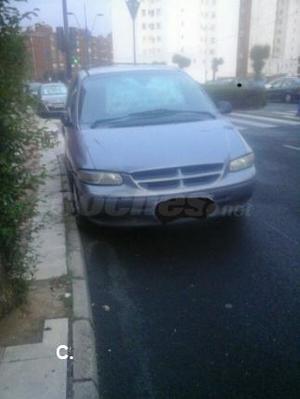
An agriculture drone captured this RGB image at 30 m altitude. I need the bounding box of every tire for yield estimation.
[75,213,91,230]
[71,181,91,230]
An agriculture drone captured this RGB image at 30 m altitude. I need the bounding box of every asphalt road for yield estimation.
[80,104,300,399]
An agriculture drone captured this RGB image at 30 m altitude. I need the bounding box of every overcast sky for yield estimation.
[15,0,112,36]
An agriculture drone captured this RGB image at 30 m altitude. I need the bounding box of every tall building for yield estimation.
[25,24,66,81]
[111,0,240,82]
[25,25,113,81]
[237,0,300,77]
[271,0,300,75]
[236,0,253,78]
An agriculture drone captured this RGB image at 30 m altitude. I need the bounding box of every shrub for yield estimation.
[0,0,52,318]
[203,84,267,110]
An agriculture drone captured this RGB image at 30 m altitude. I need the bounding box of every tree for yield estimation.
[211,57,224,81]
[172,53,191,69]
[250,45,270,80]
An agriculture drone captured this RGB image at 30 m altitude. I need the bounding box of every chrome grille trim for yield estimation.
[132,163,224,191]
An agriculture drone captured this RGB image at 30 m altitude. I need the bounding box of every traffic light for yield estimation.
[71,55,80,67]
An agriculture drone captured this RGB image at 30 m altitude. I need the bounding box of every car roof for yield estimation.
[78,64,179,79]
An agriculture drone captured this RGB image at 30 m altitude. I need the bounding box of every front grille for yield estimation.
[131,163,224,191]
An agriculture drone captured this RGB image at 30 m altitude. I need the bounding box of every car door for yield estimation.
[279,79,295,102]
[64,79,79,176]
[287,79,300,102]
[268,79,284,101]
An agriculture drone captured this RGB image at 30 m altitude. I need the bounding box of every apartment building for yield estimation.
[271,0,300,75]
[236,0,253,78]
[237,0,300,77]
[25,25,113,81]
[111,0,239,82]
[25,24,66,81]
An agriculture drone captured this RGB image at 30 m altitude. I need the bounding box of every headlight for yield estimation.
[229,153,255,172]
[77,170,123,186]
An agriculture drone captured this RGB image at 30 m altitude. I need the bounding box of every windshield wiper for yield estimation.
[129,109,217,119]
[90,109,216,128]
[90,115,134,128]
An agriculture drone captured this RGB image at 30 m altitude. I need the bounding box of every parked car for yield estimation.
[266,77,300,103]
[206,77,266,89]
[62,65,255,227]
[38,82,68,116]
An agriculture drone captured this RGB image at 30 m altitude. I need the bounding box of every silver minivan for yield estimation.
[62,65,255,226]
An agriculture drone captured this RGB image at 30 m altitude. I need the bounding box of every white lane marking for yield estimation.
[263,111,300,120]
[230,117,275,128]
[283,144,300,151]
[231,112,300,126]
[263,221,299,246]
[231,124,247,131]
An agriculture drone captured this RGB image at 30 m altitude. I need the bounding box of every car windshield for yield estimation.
[41,84,67,96]
[79,70,218,127]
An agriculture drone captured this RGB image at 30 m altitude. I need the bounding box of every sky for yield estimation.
[15,0,112,36]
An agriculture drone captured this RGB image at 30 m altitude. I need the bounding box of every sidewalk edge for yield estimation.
[58,155,99,399]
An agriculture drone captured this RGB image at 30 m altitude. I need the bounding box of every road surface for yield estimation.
[79,104,300,399]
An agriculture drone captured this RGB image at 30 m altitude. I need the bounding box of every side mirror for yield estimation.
[217,101,232,114]
[61,111,73,128]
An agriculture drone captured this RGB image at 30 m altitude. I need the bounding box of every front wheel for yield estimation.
[71,181,91,230]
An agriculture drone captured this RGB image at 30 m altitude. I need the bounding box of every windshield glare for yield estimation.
[41,85,67,96]
[79,70,218,126]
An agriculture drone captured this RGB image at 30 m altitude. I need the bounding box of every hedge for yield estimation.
[0,0,52,318]
[203,84,267,110]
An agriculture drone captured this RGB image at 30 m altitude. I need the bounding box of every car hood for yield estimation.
[81,119,250,172]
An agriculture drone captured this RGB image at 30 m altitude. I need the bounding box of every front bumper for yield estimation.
[41,103,66,115]
[74,167,256,226]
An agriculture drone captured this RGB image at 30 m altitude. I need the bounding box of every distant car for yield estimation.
[206,78,266,89]
[27,82,41,97]
[62,65,255,227]
[206,78,237,86]
[266,77,300,103]
[38,82,68,116]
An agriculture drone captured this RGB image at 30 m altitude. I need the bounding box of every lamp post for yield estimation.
[125,0,140,64]
[67,12,81,29]
[68,7,103,69]
[62,0,72,80]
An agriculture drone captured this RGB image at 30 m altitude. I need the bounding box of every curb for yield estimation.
[58,155,99,399]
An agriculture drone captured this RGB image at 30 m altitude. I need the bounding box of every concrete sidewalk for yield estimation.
[0,119,98,399]
[0,319,68,399]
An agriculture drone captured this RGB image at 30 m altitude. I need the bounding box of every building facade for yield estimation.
[111,0,240,82]
[25,24,66,82]
[25,25,113,82]
[236,0,253,78]
[237,0,300,77]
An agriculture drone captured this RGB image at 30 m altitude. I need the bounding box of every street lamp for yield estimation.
[67,12,81,28]
[62,0,72,80]
[91,13,104,35]
[67,9,103,69]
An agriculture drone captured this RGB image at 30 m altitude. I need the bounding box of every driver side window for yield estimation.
[272,80,283,88]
